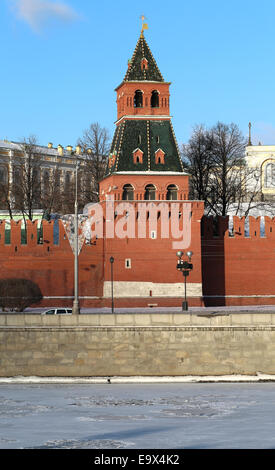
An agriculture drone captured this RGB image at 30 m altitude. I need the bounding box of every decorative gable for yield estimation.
[155,148,165,164]
[133,148,144,164]
[141,57,148,71]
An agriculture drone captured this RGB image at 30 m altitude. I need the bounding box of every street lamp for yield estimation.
[72,159,80,315]
[110,256,114,313]
[176,251,193,311]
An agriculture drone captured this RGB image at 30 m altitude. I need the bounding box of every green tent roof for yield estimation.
[123,32,165,83]
[106,120,184,175]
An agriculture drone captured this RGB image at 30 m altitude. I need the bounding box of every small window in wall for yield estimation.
[0,167,7,184]
[43,170,50,193]
[125,258,131,269]
[151,230,157,239]
[133,148,143,164]
[155,149,165,165]
[141,57,148,71]
[65,172,71,191]
[265,163,275,188]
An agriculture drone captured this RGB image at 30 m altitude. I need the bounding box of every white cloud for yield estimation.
[10,0,80,32]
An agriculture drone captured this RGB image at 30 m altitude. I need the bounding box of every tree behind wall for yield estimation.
[13,136,43,223]
[182,122,261,216]
[77,122,111,202]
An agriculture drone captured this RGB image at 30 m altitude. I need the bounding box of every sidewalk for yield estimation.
[24,304,275,315]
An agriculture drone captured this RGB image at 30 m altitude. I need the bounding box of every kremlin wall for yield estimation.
[0,214,275,309]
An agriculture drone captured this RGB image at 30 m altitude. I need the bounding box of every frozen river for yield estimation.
[1,382,275,449]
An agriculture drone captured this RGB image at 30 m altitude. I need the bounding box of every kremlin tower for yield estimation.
[100,26,189,202]
[98,26,204,308]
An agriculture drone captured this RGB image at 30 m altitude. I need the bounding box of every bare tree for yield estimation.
[181,125,215,202]
[40,166,62,216]
[182,122,263,216]
[0,172,13,220]
[13,136,42,225]
[77,122,111,201]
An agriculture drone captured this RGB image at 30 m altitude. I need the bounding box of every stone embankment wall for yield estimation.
[1,313,275,377]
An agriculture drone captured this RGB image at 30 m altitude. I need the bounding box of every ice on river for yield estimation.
[0,382,275,449]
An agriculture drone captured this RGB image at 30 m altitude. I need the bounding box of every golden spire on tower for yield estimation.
[140,15,148,34]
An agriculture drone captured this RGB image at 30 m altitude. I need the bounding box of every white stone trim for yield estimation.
[204,295,275,298]
[115,115,171,125]
[103,281,202,298]
[113,171,188,175]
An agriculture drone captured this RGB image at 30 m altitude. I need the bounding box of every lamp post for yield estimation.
[176,251,193,311]
[110,256,114,313]
[72,159,80,315]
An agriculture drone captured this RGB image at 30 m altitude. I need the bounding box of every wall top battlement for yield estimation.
[1,212,275,249]
[202,215,275,240]
[0,219,74,251]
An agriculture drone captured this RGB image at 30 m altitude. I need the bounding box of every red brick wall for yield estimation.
[202,216,275,306]
[0,199,204,309]
[1,214,274,309]
[0,219,104,308]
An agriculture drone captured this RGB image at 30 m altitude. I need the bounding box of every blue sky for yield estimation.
[1,0,275,148]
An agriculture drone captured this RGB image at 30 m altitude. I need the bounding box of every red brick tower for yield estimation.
[100,28,189,201]
[98,29,204,308]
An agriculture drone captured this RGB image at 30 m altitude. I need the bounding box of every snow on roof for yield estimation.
[0,140,87,159]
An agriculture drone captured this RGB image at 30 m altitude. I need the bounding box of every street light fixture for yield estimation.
[176,251,193,311]
[110,256,114,313]
[72,159,80,315]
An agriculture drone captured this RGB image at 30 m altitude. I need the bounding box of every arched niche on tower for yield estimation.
[144,184,156,200]
[166,184,178,200]
[151,90,159,108]
[134,90,143,108]
[122,184,134,200]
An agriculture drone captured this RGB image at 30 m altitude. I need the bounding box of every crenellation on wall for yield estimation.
[202,215,275,240]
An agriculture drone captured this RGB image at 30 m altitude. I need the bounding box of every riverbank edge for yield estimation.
[1,374,275,384]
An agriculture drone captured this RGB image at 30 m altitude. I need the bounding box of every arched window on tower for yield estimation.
[144,184,156,200]
[122,184,134,200]
[166,184,178,200]
[134,90,143,108]
[151,90,159,108]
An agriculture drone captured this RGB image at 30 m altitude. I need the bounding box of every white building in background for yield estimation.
[0,139,86,191]
[246,144,275,200]
[0,139,96,219]
[245,123,275,201]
